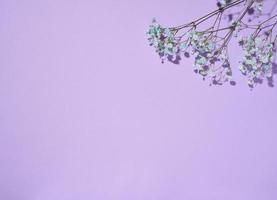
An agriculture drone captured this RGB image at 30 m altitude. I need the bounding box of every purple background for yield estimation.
[1,0,277,199]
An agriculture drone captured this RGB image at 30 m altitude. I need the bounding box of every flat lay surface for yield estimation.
[0,0,277,199]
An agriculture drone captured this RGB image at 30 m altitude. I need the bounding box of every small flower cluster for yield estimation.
[238,35,275,87]
[193,50,233,85]
[253,0,263,12]
[188,31,216,53]
[217,0,232,8]
[147,19,180,63]
[187,31,233,85]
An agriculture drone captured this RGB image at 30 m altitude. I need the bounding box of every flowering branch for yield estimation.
[147,0,277,88]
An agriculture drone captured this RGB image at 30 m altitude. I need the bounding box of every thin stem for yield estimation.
[172,0,246,30]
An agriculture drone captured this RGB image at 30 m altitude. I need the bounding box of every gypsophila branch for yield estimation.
[147,0,277,88]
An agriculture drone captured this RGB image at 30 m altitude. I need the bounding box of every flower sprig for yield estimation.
[239,29,276,87]
[147,0,277,88]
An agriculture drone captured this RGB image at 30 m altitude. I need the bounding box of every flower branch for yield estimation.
[147,0,277,88]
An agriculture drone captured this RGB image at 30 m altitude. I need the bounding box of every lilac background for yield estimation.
[1,0,277,199]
